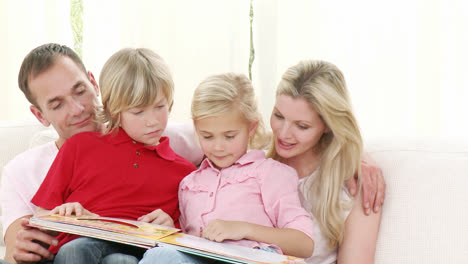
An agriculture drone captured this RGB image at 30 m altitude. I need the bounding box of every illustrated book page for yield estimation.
[29,215,305,264]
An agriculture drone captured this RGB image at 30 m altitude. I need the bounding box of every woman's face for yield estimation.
[270,94,328,161]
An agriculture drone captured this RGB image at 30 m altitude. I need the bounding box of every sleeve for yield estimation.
[178,178,188,232]
[31,140,77,210]
[260,161,314,240]
[163,122,204,166]
[0,165,34,238]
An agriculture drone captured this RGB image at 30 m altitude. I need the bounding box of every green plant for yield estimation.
[70,0,83,58]
[248,0,255,81]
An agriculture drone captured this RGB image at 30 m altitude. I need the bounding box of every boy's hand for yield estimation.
[138,209,174,227]
[202,219,251,242]
[50,202,99,217]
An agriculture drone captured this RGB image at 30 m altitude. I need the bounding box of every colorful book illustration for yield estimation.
[29,215,305,264]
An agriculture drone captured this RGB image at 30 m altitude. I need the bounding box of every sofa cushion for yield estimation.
[367,138,468,264]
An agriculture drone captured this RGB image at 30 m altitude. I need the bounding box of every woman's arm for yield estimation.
[346,152,386,215]
[337,193,382,264]
[202,219,314,258]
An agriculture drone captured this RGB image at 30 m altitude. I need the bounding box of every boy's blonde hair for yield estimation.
[267,60,363,248]
[98,48,174,133]
[191,73,269,150]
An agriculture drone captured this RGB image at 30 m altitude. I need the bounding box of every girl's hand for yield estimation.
[346,154,386,215]
[138,209,174,227]
[202,219,251,242]
[50,202,98,217]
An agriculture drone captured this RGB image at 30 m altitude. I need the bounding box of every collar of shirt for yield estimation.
[106,128,176,161]
[197,149,266,171]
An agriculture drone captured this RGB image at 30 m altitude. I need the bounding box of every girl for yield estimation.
[268,60,382,263]
[140,73,315,263]
[31,48,196,264]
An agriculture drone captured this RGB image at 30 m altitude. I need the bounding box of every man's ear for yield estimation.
[30,105,50,127]
[249,120,259,137]
[88,71,99,96]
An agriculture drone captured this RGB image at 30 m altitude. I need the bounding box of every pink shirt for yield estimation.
[179,150,314,253]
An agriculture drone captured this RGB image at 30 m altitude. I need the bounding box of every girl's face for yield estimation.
[195,110,257,170]
[270,94,328,161]
[120,94,169,146]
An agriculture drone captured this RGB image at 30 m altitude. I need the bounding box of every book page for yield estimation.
[159,233,305,264]
[29,215,179,247]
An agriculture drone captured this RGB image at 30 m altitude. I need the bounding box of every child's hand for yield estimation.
[138,209,174,227]
[202,219,252,242]
[50,202,99,217]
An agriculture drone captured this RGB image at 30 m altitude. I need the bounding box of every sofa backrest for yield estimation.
[1,121,467,263]
[367,138,468,264]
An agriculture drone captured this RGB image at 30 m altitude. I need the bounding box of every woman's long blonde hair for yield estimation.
[267,60,363,248]
[191,73,269,150]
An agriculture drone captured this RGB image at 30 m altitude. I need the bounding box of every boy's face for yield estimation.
[29,56,100,147]
[120,94,169,146]
[195,110,257,170]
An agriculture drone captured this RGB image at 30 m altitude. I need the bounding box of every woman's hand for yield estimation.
[346,153,386,215]
[138,209,174,227]
[202,219,251,242]
[50,202,99,217]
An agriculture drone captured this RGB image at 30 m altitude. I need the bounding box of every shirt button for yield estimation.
[136,151,140,156]
[209,192,214,197]
[133,163,139,168]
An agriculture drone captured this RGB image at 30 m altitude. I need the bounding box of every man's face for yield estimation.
[29,56,100,147]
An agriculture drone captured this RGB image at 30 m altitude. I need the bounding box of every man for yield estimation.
[0,43,203,263]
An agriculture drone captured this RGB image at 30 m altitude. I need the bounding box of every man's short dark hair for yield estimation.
[18,43,87,107]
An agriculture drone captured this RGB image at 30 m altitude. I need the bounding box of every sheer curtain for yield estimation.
[1,0,467,139]
[252,0,468,139]
[0,0,72,121]
[81,0,251,123]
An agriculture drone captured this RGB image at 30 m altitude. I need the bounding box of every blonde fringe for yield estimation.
[192,72,269,150]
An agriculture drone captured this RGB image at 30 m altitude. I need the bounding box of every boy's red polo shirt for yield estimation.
[32,129,196,253]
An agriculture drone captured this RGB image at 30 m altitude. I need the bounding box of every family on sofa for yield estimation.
[1,43,385,264]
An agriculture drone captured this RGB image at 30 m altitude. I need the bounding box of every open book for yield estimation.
[29,215,305,264]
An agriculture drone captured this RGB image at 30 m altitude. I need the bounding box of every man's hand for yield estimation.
[12,218,58,264]
[137,209,174,227]
[202,219,251,242]
[346,155,386,215]
[49,202,98,217]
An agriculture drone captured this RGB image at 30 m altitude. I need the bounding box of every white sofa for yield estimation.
[1,120,467,263]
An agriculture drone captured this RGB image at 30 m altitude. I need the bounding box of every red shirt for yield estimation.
[32,129,196,253]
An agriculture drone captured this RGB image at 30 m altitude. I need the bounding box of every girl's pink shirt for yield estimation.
[178,150,314,252]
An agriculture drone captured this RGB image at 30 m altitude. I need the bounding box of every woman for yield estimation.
[268,60,382,263]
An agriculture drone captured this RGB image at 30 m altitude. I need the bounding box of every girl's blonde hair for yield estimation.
[97,48,174,133]
[191,73,269,150]
[267,60,363,248]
